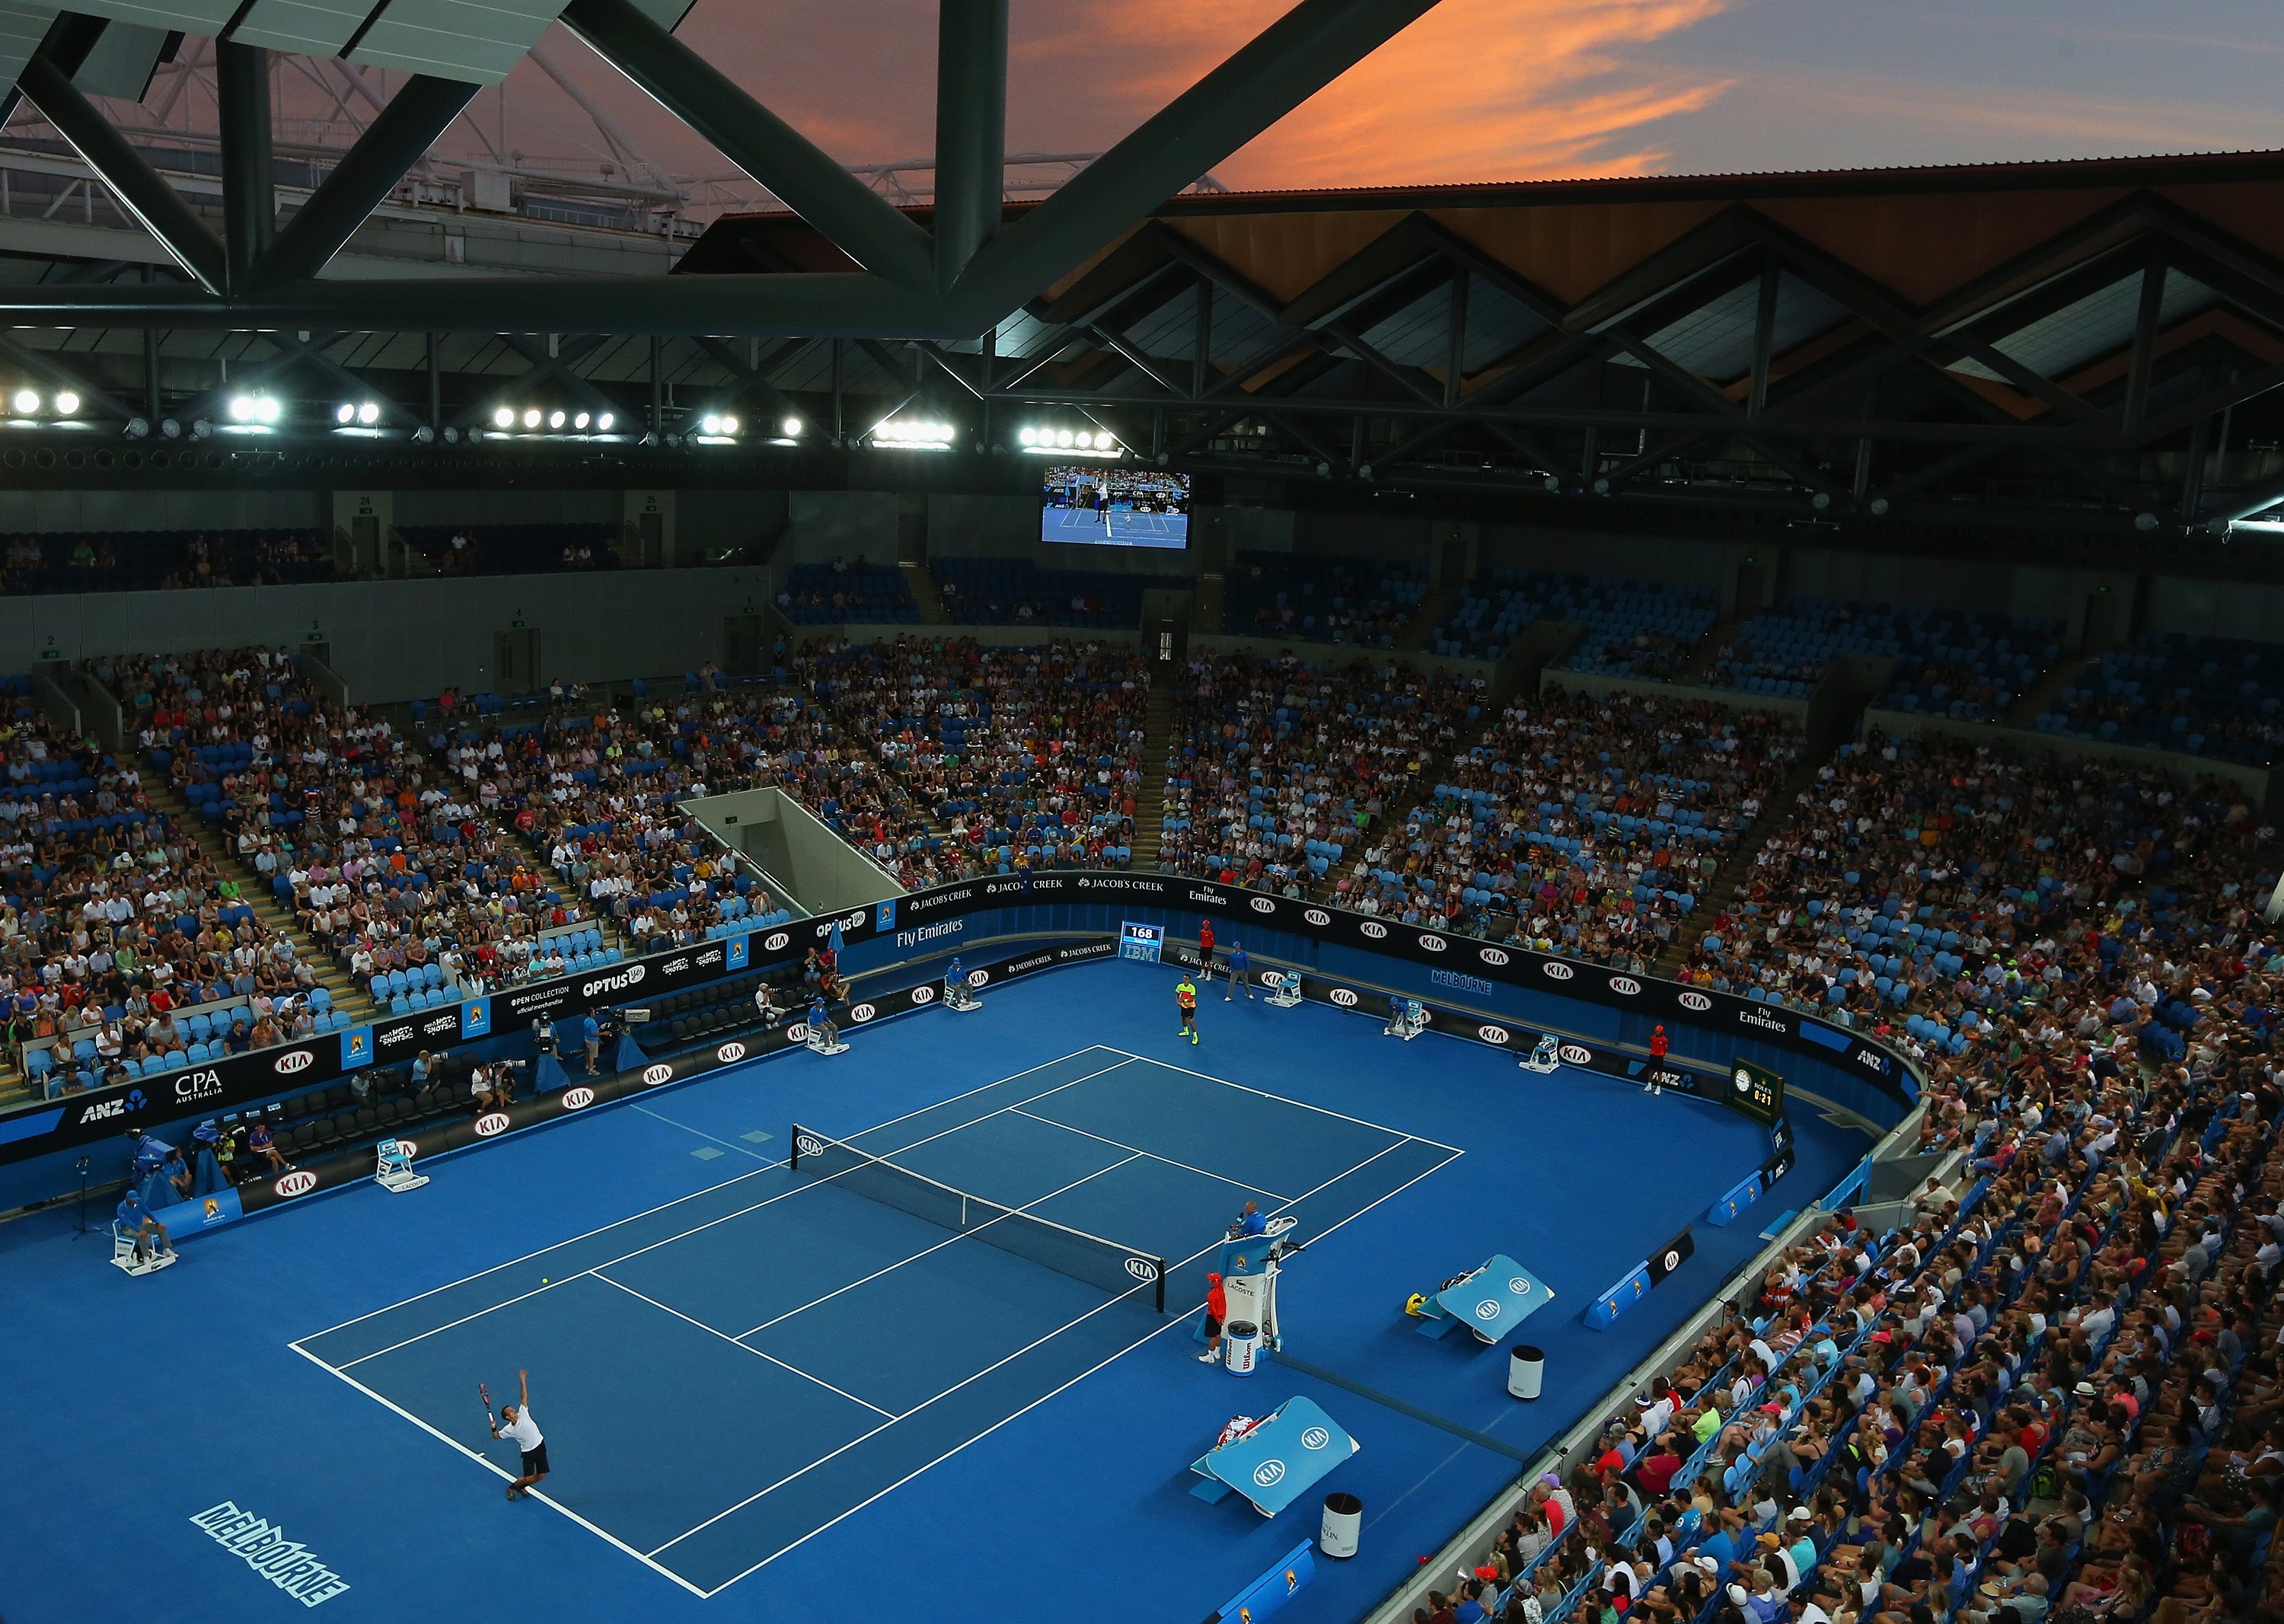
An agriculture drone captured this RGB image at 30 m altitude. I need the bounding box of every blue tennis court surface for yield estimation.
[0,959,1872,1624]
[292,1046,1456,1596]
[1040,504,1189,546]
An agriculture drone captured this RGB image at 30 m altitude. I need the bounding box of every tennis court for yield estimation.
[291,1044,1458,1597]
[1040,503,1189,546]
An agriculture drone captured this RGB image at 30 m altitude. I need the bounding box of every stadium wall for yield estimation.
[1861,707,2274,804]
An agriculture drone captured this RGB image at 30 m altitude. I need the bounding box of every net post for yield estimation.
[1153,1257,1166,1314]
[790,1124,804,1169]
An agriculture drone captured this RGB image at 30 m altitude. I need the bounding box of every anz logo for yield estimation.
[1540,962,1574,981]
[1303,908,1332,927]
[1329,987,1360,1007]
[1359,921,1389,940]
[1679,991,1713,1012]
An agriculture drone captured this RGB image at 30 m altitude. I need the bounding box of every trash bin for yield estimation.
[1223,1319,1261,1375]
[1320,1491,1362,1559]
[1508,1344,1544,1400]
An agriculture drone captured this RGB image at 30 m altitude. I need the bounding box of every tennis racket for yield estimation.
[479,1381,496,1431]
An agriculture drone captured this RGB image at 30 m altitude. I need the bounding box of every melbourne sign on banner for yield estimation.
[0,868,1912,1166]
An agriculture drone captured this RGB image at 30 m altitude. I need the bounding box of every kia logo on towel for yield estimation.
[474,1112,511,1137]
[850,1003,876,1023]
[642,1063,674,1086]
[1609,976,1643,996]
[1250,896,1275,914]
[1304,909,1331,926]
[1478,1025,1511,1045]
[1300,1427,1330,1451]
[561,1087,595,1110]
[1559,1043,1592,1065]
[1679,991,1713,1012]
[274,1170,317,1198]
[1252,1460,1287,1488]
[716,1042,748,1064]
[1330,987,1359,1007]
[911,984,936,1003]
[1479,947,1510,967]
[1541,962,1574,981]
[1360,921,1388,939]
[1475,1300,1502,1321]
[764,932,790,951]
[1418,933,1447,952]
[1124,1257,1159,1281]
[273,1050,314,1074]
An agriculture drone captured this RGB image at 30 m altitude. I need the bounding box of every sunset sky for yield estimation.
[477,0,2282,199]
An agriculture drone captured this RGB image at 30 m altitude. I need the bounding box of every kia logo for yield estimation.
[1478,1025,1511,1045]
[1250,897,1274,914]
[1252,1460,1287,1488]
[1479,947,1510,967]
[795,1134,825,1158]
[641,1063,674,1086]
[1300,1426,1331,1450]
[1418,933,1447,952]
[1609,976,1642,995]
[1559,1042,1592,1064]
[716,1042,748,1064]
[1541,962,1574,981]
[786,1023,809,1043]
[911,984,936,1004]
[273,1050,314,1074]
[1124,1257,1159,1281]
[1304,908,1331,926]
[394,1137,417,1157]
[1679,991,1712,1012]
[561,1087,595,1110]
[274,1170,317,1198]
[1475,1299,1502,1321]
[474,1112,511,1137]
[850,1003,876,1023]
[764,932,790,951]
[969,969,990,987]
[1360,921,1388,939]
[1330,987,1359,1007]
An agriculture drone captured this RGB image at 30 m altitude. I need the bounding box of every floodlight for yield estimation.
[53,392,78,416]
[493,407,515,428]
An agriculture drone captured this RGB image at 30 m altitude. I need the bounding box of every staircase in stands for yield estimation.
[1648,750,1832,979]
[1134,680,1175,869]
[901,561,951,624]
[142,775,379,1022]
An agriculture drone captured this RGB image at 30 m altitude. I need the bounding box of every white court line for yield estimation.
[286,1343,710,1602]
[680,1137,1468,1592]
[630,1102,781,1162]
[1099,1045,1467,1153]
[589,1274,897,1418]
[332,1056,1144,1370]
[1005,1106,1289,1202]
[731,1153,1146,1340]
[298,1045,1132,1351]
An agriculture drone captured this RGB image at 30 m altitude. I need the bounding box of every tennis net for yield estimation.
[790,1125,1167,1312]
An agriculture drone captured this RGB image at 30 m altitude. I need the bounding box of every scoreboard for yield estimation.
[1119,920,1166,964]
[1724,1058,1786,1128]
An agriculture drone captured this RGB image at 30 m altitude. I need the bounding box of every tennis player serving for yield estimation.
[490,1370,550,1500]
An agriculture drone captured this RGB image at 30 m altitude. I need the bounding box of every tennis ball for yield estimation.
[541,1277,550,1284]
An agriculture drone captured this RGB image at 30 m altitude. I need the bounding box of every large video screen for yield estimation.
[1040,465,1189,548]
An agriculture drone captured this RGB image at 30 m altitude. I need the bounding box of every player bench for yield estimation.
[1189,1395,1359,1517]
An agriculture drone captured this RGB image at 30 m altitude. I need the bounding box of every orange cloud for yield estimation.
[1013,0,1736,189]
